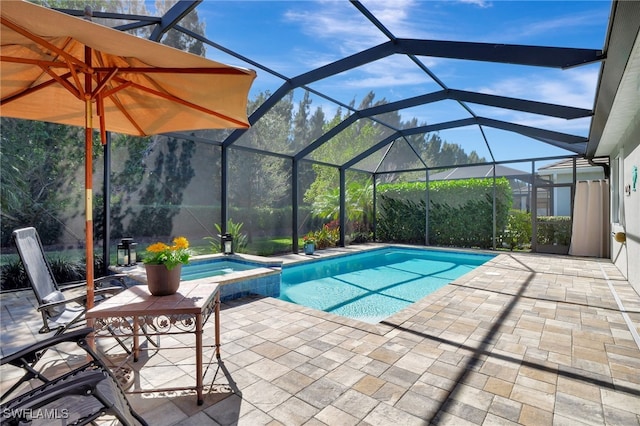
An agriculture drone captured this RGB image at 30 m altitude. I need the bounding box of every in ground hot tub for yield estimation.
[118,254,281,301]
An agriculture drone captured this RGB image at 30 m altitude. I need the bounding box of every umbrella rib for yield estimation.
[0,56,73,69]
[42,67,83,100]
[0,76,57,105]
[0,17,91,74]
[93,67,252,76]
[92,69,119,99]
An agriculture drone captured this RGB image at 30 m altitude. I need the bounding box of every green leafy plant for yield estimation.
[500,210,532,250]
[206,219,248,253]
[302,233,315,246]
[143,236,191,270]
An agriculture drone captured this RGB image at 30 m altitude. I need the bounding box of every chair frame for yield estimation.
[12,227,126,335]
[0,327,148,425]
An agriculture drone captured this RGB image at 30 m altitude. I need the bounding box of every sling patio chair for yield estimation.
[0,327,148,426]
[11,227,127,336]
[12,227,160,360]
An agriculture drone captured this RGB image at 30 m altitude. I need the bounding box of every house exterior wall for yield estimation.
[611,114,640,293]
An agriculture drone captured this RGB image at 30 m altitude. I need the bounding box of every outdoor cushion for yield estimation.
[42,290,66,316]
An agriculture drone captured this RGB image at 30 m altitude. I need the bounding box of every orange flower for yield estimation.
[172,236,189,250]
[147,242,169,253]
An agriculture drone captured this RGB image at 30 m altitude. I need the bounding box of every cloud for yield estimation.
[475,67,599,108]
[457,0,492,9]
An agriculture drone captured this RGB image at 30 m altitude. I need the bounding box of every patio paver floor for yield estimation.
[1,248,639,425]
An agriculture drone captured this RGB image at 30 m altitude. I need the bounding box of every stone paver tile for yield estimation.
[360,359,391,377]
[314,405,359,426]
[395,389,440,419]
[441,398,487,425]
[245,358,291,382]
[484,377,514,398]
[138,399,188,426]
[297,377,348,409]
[409,381,449,402]
[362,401,424,426]
[273,370,315,394]
[251,341,290,359]
[275,349,310,369]
[556,376,601,403]
[510,383,555,412]
[240,379,292,412]
[482,412,520,425]
[519,404,553,425]
[601,388,640,414]
[268,396,318,426]
[200,393,244,425]
[368,346,404,364]
[488,395,522,423]
[452,383,495,411]
[309,354,341,371]
[235,399,274,425]
[353,374,386,396]
[603,405,640,426]
[371,381,406,405]
[332,389,379,419]
[325,364,366,388]
[172,411,220,426]
[553,392,604,425]
[379,365,420,388]
[295,361,327,380]
[393,351,435,375]
[514,375,556,394]
[418,370,456,391]
[224,347,263,368]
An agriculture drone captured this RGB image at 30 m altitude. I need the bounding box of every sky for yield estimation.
[171,1,613,169]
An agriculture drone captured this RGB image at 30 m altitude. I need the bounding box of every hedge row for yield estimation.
[377,178,513,249]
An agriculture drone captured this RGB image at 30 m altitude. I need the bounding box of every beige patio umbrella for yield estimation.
[1,1,256,308]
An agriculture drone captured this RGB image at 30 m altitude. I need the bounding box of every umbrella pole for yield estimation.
[85,46,95,313]
[85,99,95,312]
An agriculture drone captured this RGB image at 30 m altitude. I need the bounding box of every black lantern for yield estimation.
[127,242,137,265]
[117,238,136,266]
[221,233,234,255]
[116,242,127,266]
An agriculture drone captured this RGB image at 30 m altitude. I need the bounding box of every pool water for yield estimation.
[279,248,494,323]
[181,259,260,281]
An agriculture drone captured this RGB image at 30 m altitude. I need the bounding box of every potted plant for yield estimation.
[302,234,315,255]
[143,236,191,296]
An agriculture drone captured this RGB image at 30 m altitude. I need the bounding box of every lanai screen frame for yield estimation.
[50,1,610,259]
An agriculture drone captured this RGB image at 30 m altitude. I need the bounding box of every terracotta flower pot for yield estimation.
[145,264,182,296]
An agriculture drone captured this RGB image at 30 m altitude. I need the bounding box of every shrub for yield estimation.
[377,177,512,248]
[1,255,107,291]
[537,216,571,246]
[499,210,532,250]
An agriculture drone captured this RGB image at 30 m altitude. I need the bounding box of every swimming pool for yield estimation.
[279,247,494,323]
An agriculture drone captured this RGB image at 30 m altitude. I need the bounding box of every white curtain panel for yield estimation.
[569,180,610,257]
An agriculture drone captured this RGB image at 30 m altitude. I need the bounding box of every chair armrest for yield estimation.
[59,274,128,292]
[95,274,127,288]
[0,327,93,367]
[58,280,88,291]
[94,286,124,297]
[36,294,87,313]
